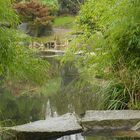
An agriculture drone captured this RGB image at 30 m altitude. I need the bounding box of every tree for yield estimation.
[15,1,53,25]
[14,0,54,36]
[58,0,85,15]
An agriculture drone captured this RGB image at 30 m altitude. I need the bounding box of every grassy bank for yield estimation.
[53,16,75,28]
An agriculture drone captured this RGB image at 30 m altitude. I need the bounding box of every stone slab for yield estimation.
[4,110,140,139]
[83,130,140,138]
[8,113,82,140]
[10,113,82,133]
[81,110,140,131]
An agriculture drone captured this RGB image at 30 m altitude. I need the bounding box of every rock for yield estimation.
[9,113,82,140]
[5,110,140,139]
[81,110,140,132]
[39,50,65,57]
[131,122,140,131]
[18,23,28,33]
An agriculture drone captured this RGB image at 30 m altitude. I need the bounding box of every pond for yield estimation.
[0,89,139,140]
[0,58,139,140]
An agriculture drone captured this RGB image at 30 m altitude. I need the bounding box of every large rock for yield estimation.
[81,110,140,134]
[4,110,140,139]
[9,113,82,140]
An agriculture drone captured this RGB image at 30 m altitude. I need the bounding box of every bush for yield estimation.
[65,0,140,109]
[41,0,59,15]
[0,0,49,87]
[58,0,85,15]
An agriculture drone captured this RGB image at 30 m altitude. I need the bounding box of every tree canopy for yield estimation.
[14,1,54,25]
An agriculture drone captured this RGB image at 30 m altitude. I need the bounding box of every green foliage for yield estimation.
[41,0,58,5]
[6,45,49,85]
[58,0,84,15]
[53,16,75,28]
[0,0,18,76]
[0,0,49,85]
[0,0,19,25]
[41,0,59,13]
[0,89,46,126]
[65,0,140,109]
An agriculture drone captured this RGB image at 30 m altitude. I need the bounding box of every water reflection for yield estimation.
[57,134,139,140]
[45,100,58,118]
[85,137,139,140]
[0,88,46,126]
[0,60,139,140]
[57,134,84,140]
[0,89,139,140]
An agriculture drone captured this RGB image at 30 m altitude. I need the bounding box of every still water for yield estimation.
[0,90,139,140]
[0,60,139,140]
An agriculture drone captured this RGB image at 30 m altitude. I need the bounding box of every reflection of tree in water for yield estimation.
[61,62,79,86]
[57,133,135,140]
[86,136,138,140]
[58,133,84,140]
[0,88,46,126]
[49,62,102,116]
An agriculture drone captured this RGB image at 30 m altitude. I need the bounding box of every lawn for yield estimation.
[53,16,75,28]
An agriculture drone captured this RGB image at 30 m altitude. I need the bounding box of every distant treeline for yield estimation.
[15,0,85,15]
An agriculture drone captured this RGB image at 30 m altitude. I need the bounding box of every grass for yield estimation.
[53,16,75,28]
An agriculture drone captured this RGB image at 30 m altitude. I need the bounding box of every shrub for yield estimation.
[65,0,140,109]
[41,0,59,15]
[0,0,49,86]
[58,0,85,15]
